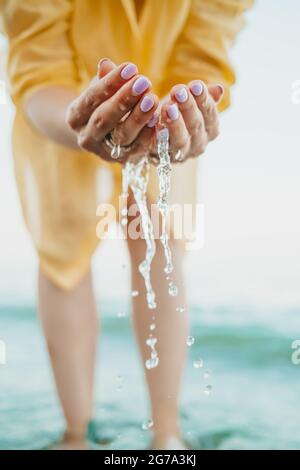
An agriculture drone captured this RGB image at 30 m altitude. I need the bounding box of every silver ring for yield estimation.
[174,149,184,161]
[104,132,134,160]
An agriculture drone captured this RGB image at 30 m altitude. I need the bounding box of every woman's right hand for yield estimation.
[66,59,159,163]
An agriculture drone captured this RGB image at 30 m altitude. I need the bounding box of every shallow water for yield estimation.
[0,303,299,450]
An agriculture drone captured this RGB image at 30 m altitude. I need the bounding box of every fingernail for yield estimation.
[147,113,159,128]
[191,82,203,96]
[140,95,155,113]
[175,87,188,103]
[121,63,138,80]
[167,103,179,121]
[132,76,151,96]
[98,58,109,69]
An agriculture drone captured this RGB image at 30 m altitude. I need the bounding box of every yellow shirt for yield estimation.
[0,0,252,289]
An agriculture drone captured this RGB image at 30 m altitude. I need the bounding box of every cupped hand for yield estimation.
[159,81,224,163]
[66,59,159,163]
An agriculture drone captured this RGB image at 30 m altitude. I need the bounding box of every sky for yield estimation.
[0,0,300,312]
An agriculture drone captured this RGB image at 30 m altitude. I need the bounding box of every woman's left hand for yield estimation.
[159,81,224,163]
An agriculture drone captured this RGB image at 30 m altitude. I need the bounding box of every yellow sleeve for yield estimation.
[160,0,254,111]
[0,0,79,106]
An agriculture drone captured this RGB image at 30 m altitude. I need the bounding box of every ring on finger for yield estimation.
[104,131,135,159]
[174,149,185,162]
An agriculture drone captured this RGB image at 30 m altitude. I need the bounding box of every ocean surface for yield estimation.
[0,301,299,450]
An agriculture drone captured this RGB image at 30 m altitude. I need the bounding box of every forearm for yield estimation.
[25,86,79,149]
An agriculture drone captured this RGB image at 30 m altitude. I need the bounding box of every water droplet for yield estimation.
[193,359,204,369]
[204,385,213,396]
[131,290,139,297]
[116,375,124,391]
[203,369,212,379]
[117,311,126,318]
[121,207,128,216]
[121,217,128,226]
[146,337,157,348]
[150,323,156,331]
[164,263,173,275]
[147,291,157,309]
[176,306,185,313]
[168,284,178,297]
[186,336,195,347]
[145,357,159,369]
[142,418,153,430]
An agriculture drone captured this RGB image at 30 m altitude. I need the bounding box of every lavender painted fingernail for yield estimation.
[132,76,151,95]
[191,82,203,96]
[140,95,155,112]
[167,103,179,121]
[121,63,138,80]
[147,113,159,128]
[175,87,188,103]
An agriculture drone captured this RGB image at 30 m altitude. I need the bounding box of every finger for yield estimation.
[113,93,159,145]
[66,61,138,130]
[170,84,207,156]
[78,75,152,148]
[189,80,221,141]
[207,84,224,104]
[97,58,116,79]
[160,102,190,159]
[124,132,157,166]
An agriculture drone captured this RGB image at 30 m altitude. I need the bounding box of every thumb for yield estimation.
[97,58,117,79]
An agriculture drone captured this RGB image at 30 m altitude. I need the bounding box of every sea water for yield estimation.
[0,303,299,450]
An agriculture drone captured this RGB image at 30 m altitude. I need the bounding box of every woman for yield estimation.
[0,0,252,450]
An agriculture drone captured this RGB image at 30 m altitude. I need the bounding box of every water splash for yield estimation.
[193,358,204,369]
[116,375,124,392]
[121,130,179,371]
[203,384,213,396]
[168,282,178,297]
[145,337,159,370]
[156,129,174,278]
[117,311,126,318]
[176,306,185,313]
[187,336,195,347]
[142,418,154,430]
[122,157,157,310]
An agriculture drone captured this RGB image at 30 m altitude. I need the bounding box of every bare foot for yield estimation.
[151,435,188,450]
[49,431,90,450]
[50,439,90,450]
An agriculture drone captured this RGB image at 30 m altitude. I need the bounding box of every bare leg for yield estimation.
[38,267,98,449]
[127,235,188,449]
